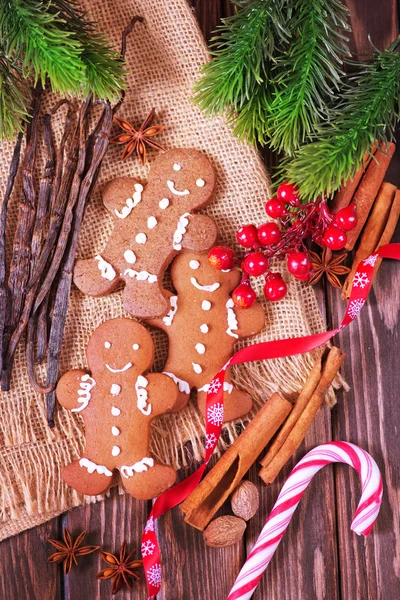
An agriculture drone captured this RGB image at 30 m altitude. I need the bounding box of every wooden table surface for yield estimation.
[1,1,399,599]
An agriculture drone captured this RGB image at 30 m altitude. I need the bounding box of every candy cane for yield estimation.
[227,441,383,600]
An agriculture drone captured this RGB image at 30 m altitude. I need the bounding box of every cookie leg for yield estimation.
[169,390,191,412]
[63,459,116,496]
[122,280,170,319]
[74,258,119,297]
[197,371,253,423]
[120,463,176,500]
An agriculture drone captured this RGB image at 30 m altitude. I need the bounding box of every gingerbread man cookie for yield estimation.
[56,318,178,500]
[74,149,218,319]
[146,252,265,422]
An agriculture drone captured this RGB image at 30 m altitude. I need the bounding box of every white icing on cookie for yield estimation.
[173,163,181,171]
[159,198,170,210]
[72,374,96,413]
[112,426,120,436]
[135,232,147,244]
[196,178,205,187]
[95,255,116,281]
[132,343,139,350]
[104,341,111,348]
[124,249,136,264]
[226,298,239,339]
[167,180,190,196]
[192,362,202,374]
[106,362,132,373]
[135,375,152,416]
[79,457,112,477]
[110,384,121,396]
[114,183,143,218]
[120,457,154,478]
[112,446,121,456]
[123,269,157,283]
[191,277,220,292]
[189,260,200,270]
[111,406,121,416]
[147,216,157,229]
[195,343,206,355]
[198,381,233,394]
[200,324,209,333]
[201,300,211,311]
[162,372,190,394]
[173,212,190,250]
[163,295,178,327]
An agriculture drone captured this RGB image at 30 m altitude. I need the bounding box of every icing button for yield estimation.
[112,426,120,436]
[200,324,209,333]
[111,406,121,416]
[201,300,211,311]
[159,198,169,210]
[192,362,202,374]
[110,384,121,396]
[147,216,157,229]
[135,232,147,244]
[124,249,136,264]
[112,446,121,457]
[195,343,206,355]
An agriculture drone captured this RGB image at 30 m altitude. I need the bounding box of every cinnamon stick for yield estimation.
[259,354,323,469]
[342,182,396,299]
[345,142,396,251]
[259,347,345,485]
[181,392,292,531]
[372,189,400,278]
[331,146,377,214]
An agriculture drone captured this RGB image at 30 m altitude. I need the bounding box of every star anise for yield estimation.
[47,527,99,574]
[110,108,165,164]
[97,541,143,595]
[308,247,351,289]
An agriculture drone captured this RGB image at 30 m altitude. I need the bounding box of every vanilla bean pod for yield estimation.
[46,103,113,425]
[5,102,76,384]
[0,131,23,374]
[1,86,42,390]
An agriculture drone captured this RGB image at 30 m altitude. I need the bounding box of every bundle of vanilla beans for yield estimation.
[0,17,141,426]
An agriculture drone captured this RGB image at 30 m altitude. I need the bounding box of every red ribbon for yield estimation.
[141,244,400,598]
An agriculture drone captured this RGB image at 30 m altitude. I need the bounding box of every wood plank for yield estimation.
[344,0,398,55]
[63,489,150,600]
[0,518,62,600]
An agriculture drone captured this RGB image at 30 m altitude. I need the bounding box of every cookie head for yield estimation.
[171,252,240,295]
[150,149,216,210]
[87,318,154,376]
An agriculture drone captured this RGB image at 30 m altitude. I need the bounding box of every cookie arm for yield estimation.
[56,369,93,412]
[147,373,179,416]
[102,177,143,217]
[74,257,121,297]
[145,290,176,333]
[181,214,218,253]
[235,302,266,339]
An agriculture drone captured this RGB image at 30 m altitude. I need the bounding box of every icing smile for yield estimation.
[190,277,220,292]
[167,180,190,196]
[105,362,133,373]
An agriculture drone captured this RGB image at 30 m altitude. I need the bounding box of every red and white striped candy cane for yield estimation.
[227,441,383,600]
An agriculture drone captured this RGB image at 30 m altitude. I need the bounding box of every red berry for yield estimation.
[232,281,257,309]
[208,245,236,270]
[286,251,311,278]
[292,269,313,281]
[323,226,347,250]
[334,204,357,231]
[264,273,287,302]
[236,224,258,248]
[242,252,269,276]
[257,222,281,246]
[265,198,287,219]
[277,182,300,207]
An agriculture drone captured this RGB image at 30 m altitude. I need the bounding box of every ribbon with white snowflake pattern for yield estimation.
[142,243,400,599]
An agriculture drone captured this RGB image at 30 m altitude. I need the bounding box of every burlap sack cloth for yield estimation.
[0,0,335,541]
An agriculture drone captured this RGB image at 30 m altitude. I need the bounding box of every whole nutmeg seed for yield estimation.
[230,480,259,521]
[203,516,246,548]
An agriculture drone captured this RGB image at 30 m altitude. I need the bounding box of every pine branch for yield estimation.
[267,0,351,155]
[278,43,400,201]
[0,54,30,139]
[193,0,290,119]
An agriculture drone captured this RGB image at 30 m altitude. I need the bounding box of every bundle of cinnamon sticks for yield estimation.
[331,142,399,298]
[182,346,345,531]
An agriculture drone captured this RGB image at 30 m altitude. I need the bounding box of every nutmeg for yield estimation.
[203,516,246,548]
[230,480,259,521]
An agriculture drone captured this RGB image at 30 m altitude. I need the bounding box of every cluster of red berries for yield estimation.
[208,182,358,308]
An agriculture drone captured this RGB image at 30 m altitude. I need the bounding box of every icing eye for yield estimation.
[132,344,139,350]
[189,260,200,270]
[104,341,111,349]
[173,163,181,171]
[196,178,205,187]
